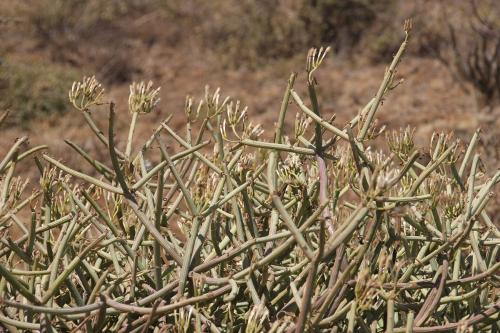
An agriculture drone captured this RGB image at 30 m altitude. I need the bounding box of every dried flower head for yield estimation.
[243,122,264,140]
[192,165,219,206]
[0,176,28,213]
[375,168,398,191]
[387,126,415,161]
[128,81,161,114]
[69,76,104,111]
[226,100,248,127]
[440,189,466,220]
[235,153,256,176]
[366,148,389,168]
[330,144,357,188]
[377,246,393,281]
[205,85,230,117]
[399,174,414,193]
[306,46,330,84]
[294,113,312,139]
[424,174,447,205]
[355,266,382,312]
[276,153,307,188]
[184,95,202,122]
[429,132,460,164]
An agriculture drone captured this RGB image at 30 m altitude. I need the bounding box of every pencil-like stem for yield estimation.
[126,112,139,158]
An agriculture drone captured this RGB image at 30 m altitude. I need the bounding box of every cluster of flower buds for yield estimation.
[330,144,357,189]
[387,126,415,161]
[366,148,390,168]
[375,168,398,191]
[429,131,461,164]
[223,99,248,139]
[221,97,266,142]
[204,86,229,118]
[424,173,448,206]
[184,96,203,122]
[294,113,312,139]
[69,76,104,111]
[128,81,161,114]
[235,152,256,176]
[242,122,264,140]
[276,153,307,188]
[0,176,28,214]
[355,265,382,312]
[306,46,331,84]
[441,190,466,220]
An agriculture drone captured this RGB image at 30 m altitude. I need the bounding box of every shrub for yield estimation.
[0,61,79,127]
[0,22,499,332]
[12,0,399,73]
[15,0,148,84]
[420,0,500,110]
[162,0,396,66]
[300,0,396,52]
[22,0,144,48]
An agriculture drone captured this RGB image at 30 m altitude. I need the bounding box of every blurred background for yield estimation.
[0,0,499,172]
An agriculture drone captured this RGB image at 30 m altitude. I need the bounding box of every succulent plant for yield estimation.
[0,21,499,332]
